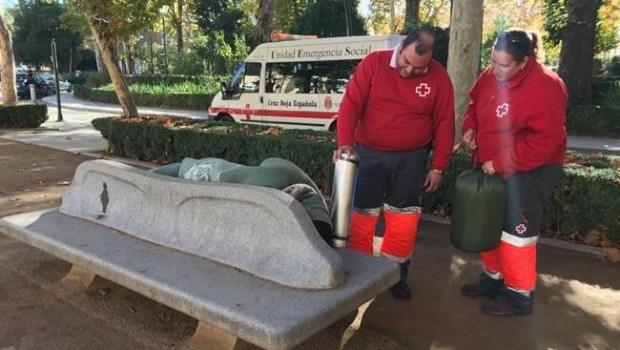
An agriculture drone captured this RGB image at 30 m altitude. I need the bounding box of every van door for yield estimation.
[224,62,263,124]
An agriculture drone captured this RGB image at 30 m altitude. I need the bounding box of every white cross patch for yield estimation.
[496,103,510,118]
[415,83,431,97]
[516,224,527,234]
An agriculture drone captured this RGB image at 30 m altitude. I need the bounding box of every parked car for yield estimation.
[39,73,73,93]
[16,73,53,99]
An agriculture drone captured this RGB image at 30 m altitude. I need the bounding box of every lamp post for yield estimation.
[51,39,63,122]
[160,6,169,75]
[149,29,154,74]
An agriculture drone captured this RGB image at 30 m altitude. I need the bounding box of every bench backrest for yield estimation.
[60,160,345,290]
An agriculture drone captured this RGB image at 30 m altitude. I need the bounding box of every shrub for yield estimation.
[0,104,48,128]
[91,116,620,242]
[74,84,217,110]
[566,105,620,137]
[86,71,111,88]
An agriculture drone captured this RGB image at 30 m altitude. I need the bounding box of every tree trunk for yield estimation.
[558,0,601,105]
[175,0,184,52]
[253,0,276,47]
[94,39,107,76]
[123,42,134,75]
[86,16,138,117]
[447,0,483,144]
[405,0,421,24]
[0,13,17,105]
[69,47,74,74]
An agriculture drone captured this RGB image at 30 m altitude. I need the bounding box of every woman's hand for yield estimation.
[482,160,496,175]
[462,129,477,150]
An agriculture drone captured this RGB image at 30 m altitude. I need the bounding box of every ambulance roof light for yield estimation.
[270,30,318,42]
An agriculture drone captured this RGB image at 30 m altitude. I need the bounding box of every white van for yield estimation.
[208,35,403,131]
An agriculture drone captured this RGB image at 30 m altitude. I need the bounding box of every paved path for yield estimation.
[0,92,618,350]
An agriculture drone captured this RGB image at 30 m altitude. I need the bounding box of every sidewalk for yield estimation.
[43,92,211,120]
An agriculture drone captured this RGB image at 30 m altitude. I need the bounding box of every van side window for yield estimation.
[266,60,359,94]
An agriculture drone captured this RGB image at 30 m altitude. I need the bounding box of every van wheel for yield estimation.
[219,115,235,123]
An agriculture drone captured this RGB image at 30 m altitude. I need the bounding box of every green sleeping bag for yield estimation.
[450,168,506,253]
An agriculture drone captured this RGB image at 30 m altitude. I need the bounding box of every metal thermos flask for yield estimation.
[329,153,358,248]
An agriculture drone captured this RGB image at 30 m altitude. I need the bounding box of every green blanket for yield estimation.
[151,157,333,244]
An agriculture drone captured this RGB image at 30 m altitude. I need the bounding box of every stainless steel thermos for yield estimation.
[329,153,358,248]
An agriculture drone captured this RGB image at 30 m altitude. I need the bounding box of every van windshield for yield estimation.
[229,62,261,95]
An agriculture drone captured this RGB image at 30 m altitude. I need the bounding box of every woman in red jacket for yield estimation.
[460,29,567,316]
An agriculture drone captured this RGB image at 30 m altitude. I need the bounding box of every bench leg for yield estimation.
[189,321,255,350]
[62,264,97,288]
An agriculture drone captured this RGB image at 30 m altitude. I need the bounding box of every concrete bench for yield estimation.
[0,159,398,350]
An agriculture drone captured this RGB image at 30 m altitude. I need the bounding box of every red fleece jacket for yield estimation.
[462,59,568,178]
[337,49,455,171]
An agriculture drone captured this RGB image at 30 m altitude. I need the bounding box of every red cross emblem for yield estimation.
[496,103,509,118]
[415,83,431,97]
[244,104,251,120]
[515,224,527,234]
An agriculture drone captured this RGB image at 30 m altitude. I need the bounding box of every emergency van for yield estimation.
[208,35,403,131]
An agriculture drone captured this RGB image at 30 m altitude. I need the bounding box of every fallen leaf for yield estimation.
[600,237,615,248]
[31,179,46,185]
[603,246,620,263]
[56,181,71,186]
[583,230,602,246]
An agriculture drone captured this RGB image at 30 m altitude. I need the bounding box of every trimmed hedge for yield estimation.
[0,104,48,128]
[92,116,620,242]
[566,105,620,137]
[124,74,219,85]
[74,85,215,110]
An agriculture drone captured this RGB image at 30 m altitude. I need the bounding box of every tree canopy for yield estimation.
[291,0,366,37]
[11,0,81,70]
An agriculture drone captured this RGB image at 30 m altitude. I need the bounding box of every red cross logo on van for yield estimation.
[496,103,510,118]
[415,83,431,97]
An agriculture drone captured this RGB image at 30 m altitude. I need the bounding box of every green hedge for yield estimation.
[566,105,620,137]
[74,85,216,110]
[124,74,224,86]
[92,116,620,242]
[0,104,48,128]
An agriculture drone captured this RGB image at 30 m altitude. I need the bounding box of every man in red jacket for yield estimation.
[461,29,567,316]
[334,28,455,300]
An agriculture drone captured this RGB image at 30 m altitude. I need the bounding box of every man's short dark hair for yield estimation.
[402,27,437,55]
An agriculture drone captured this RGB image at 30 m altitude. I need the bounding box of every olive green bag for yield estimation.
[450,168,506,253]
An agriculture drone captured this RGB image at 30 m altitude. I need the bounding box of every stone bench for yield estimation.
[0,159,398,350]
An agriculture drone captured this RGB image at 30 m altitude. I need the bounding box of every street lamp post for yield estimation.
[51,39,63,122]
[160,6,169,75]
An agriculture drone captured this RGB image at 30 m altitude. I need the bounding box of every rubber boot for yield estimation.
[389,260,411,300]
[482,286,534,316]
[461,271,504,298]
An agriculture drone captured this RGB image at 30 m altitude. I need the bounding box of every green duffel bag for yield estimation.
[450,168,506,253]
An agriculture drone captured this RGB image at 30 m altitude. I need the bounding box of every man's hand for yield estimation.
[332,145,356,163]
[424,170,443,192]
[482,160,496,175]
[462,128,477,150]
